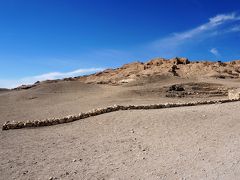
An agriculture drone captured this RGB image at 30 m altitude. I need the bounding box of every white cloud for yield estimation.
[0,68,104,89]
[31,68,103,80]
[174,13,239,40]
[149,12,240,57]
[210,48,220,56]
[209,13,240,25]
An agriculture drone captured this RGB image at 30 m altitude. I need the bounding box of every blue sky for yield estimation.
[0,0,240,88]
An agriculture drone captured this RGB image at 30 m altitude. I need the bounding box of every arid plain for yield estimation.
[1,58,240,179]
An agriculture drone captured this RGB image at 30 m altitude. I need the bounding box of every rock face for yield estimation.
[228,89,240,100]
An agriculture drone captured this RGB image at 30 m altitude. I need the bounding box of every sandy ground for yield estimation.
[0,77,239,124]
[0,101,240,179]
[1,77,240,179]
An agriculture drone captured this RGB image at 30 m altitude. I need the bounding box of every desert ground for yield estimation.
[1,59,240,179]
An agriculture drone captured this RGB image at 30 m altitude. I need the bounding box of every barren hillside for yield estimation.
[12,58,240,90]
[77,57,240,85]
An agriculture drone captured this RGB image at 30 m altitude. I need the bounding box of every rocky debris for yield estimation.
[228,88,240,100]
[165,83,228,98]
[145,58,166,66]
[2,99,239,131]
[13,84,36,90]
[170,57,190,65]
[63,77,78,81]
[168,84,185,91]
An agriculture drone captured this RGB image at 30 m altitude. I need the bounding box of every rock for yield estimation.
[171,57,190,65]
[228,88,240,100]
[119,78,136,84]
[168,84,185,91]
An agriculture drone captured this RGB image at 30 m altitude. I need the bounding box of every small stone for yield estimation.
[73,159,76,162]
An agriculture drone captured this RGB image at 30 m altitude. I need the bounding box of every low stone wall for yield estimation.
[2,99,239,131]
[228,88,240,100]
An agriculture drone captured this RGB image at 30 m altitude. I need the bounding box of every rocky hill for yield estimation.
[13,57,240,90]
[77,57,240,84]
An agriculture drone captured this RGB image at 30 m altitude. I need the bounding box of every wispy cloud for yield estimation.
[174,13,239,40]
[210,48,220,57]
[0,68,104,88]
[229,24,240,32]
[149,12,240,57]
[30,68,103,80]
